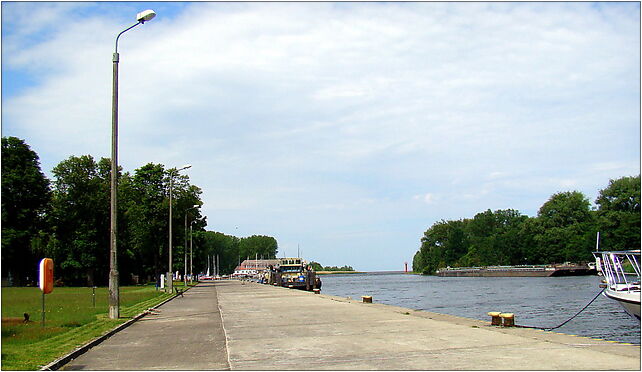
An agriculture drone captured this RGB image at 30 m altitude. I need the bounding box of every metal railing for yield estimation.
[593,250,641,292]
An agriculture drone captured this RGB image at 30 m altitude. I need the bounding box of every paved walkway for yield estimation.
[62,283,229,370]
[63,280,640,370]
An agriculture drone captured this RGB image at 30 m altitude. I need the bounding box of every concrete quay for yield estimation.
[63,280,640,370]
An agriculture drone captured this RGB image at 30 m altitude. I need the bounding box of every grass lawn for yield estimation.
[1,282,191,370]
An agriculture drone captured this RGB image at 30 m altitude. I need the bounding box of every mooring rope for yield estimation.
[516,287,605,331]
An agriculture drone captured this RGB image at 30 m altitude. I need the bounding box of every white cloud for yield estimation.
[3,2,640,270]
[414,193,436,205]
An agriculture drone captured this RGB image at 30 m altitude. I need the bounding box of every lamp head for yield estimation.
[136,9,156,23]
[179,164,192,171]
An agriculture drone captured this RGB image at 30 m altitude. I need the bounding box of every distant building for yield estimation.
[233,259,279,277]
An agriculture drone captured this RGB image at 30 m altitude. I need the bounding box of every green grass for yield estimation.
[1,282,192,370]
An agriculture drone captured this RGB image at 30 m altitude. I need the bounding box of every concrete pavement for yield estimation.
[62,283,229,370]
[217,280,640,370]
[62,280,640,370]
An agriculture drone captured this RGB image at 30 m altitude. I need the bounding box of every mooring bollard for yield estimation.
[362,295,373,303]
[500,313,515,327]
[487,311,502,326]
[313,289,320,294]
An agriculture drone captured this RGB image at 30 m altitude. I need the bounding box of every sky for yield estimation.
[2,2,640,271]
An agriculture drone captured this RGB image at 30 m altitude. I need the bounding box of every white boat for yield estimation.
[593,250,641,320]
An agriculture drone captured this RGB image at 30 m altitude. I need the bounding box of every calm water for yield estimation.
[321,273,641,344]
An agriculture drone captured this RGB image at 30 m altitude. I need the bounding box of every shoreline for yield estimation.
[317,270,417,275]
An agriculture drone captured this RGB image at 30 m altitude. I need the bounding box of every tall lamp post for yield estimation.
[190,220,196,284]
[167,165,191,293]
[110,9,156,319]
[184,205,198,286]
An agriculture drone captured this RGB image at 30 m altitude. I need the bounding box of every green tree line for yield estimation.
[2,137,278,286]
[194,231,278,275]
[413,176,640,274]
[309,262,355,272]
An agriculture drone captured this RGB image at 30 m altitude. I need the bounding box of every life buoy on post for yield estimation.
[39,258,54,294]
[39,258,54,327]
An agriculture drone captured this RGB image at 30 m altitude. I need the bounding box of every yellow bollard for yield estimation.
[362,296,373,303]
[487,311,502,326]
[500,313,515,327]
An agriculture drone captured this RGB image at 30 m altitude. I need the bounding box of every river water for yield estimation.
[320,272,640,344]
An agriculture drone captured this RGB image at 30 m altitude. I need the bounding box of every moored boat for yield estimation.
[264,257,321,291]
[593,250,641,320]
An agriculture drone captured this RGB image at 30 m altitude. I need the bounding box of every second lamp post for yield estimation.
[167,164,191,293]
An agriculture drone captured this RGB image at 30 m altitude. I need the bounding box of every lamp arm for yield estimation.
[115,22,142,54]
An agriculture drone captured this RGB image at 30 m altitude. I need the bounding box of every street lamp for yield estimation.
[167,164,191,293]
[184,204,199,286]
[109,9,156,320]
[190,220,197,284]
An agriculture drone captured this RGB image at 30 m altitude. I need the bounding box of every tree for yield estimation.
[535,191,596,262]
[239,235,278,260]
[412,249,426,273]
[416,219,462,274]
[49,155,111,286]
[595,175,640,251]
[464,209,529,266]
[198,231,240,275]
[192,231,280,276]
[122,163,205,283]
[515,217,542,264]
[413,178,638,274]
[121,163,169,283]
[537,191,592,228]
[595,176,640,213]
[1,137,52,285]
[322,265,355,271]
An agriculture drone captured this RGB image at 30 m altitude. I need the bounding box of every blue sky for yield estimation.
[2,2,640,271]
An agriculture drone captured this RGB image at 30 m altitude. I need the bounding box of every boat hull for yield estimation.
[604,289,641,320]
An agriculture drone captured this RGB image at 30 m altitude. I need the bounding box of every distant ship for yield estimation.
[436,263,596,277]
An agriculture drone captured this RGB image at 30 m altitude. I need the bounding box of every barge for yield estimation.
[436,263,595,277]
